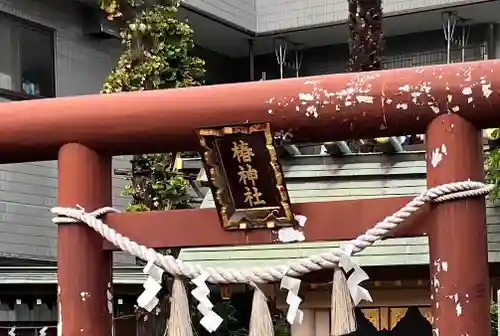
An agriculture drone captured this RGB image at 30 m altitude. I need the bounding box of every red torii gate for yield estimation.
[1,59,498,336]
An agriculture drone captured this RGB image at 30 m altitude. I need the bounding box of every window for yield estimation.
[0,13,55,100]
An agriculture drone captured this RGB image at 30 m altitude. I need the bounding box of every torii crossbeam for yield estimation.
[3,59,499,336]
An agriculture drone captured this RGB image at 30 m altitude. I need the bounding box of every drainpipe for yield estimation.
[389,136,406,152]
[336,141,352,154]
[275,40,287,80]
[284,145,302,156]
[442,11,457,64]
[458,18,471,62]
[274,39,301,156]
[374,136,406,152]
[293,46,303,78]
[488,23,496,60]
[323,141,352,155]
[249,39,255,81]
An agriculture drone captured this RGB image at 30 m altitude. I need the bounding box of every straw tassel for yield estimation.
[167,277,193,336]
[249,286,274,336]
[330,268,356,336]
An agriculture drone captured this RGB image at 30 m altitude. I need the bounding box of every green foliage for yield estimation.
[99,0,205,212]
[99,1,290,333]
[121,154,191,211]
[100,2,205,93]
[191,299,291,336]
[193,300,248,336]
[121,172,190,212]
[486,129,500,201]
[273,310,291,336]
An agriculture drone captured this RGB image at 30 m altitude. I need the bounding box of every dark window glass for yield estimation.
[0,13,55,100]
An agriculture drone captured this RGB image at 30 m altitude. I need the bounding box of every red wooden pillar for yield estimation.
[426,114,490,335]
[57,143,113,336]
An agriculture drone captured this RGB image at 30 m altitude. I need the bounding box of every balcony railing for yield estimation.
[383,44,488,70]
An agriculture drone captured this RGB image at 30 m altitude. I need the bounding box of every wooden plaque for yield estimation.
[197,123,295,230]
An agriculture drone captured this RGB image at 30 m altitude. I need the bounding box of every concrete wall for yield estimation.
[255,0,473,32]
[1,0,122,96]
[0,0,243,263]
[0,0,131,262]
[0,0,240,263]
[185,0,255,31]
[183,0,476,32]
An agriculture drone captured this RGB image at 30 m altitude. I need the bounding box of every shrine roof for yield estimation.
[0,266,147,285]
[178,150,500,268]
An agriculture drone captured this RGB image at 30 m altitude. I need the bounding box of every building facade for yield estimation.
[1,0,500,334]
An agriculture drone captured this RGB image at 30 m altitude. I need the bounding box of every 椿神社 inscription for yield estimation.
[197,123,295,230]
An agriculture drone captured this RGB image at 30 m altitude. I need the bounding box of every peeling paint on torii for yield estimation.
[0,59,497,336]
[1,60,500,162]
[426,113,488,336]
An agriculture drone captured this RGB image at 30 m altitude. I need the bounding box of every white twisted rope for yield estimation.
[52,181,492,284]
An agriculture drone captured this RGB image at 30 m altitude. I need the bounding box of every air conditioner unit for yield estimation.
[84,8,121,39]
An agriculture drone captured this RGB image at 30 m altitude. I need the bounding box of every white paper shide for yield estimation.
[338,245,373,305]
[137,260,164,312]
[280,275,304,325]
[191,272,223,332]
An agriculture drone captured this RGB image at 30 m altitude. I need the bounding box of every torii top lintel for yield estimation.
[2,59,500,164]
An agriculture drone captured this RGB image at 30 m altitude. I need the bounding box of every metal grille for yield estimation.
[0,326,56,336]
[382,44,488,70]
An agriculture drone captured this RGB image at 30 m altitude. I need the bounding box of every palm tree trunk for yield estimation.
[348,0,384,72]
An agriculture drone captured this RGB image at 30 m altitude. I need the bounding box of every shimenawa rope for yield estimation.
[51,180,493,336]
[52,181,492,283]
